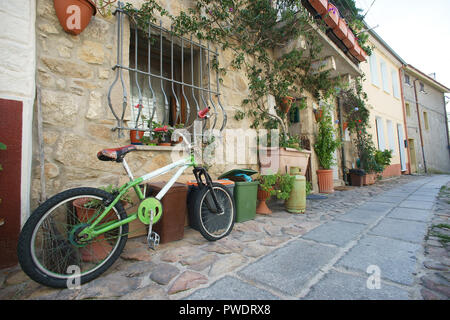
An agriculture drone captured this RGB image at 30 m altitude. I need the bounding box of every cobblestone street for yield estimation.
[1,174,449,300]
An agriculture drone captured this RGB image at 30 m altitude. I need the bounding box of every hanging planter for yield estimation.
[54,0,97,35]
[314,109,324,122]
[322,3,339,29]
[333,17,348,40]
[357,48,368,62]
[309,0,329,15]
[350,42,362,59]
[279,96,295,114]
[343,27,355,49]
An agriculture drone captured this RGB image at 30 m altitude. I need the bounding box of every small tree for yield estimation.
[314,106,341,169]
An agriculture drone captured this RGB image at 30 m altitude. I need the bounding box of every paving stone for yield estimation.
[242,243,271,258]
[420,274,450,298]
[160,246,202,263]
[369,218,428,244]
[335,207,387,225]
[387,207,432,222]
[120,284,168,300]
[149,263,180,285]
[371,195,407,204]
[302,220,367,246]
[185,276,280,300]
[180,254,218,272]
[238,240,339,296]
[168,271,208,295]
[423,261,449,271]
[406,195,437,202]
[336,235,420,286]
[259,236,290,247]
[77,273,141,299]
[304,270,410,300]
[209,254,248,277]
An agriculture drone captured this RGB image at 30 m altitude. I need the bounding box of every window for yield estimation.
[369,54,380,87]
[380,60,390,93]
[386,120,396,155]
[375,117,386,150]
[423,111,429,130]
[405,102,411,117]
[391,69,400,99]
[419,82,425,93]
[405,74,411,85]
[107,8,225,136]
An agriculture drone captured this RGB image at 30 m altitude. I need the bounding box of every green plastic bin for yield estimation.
[218,169,259,223]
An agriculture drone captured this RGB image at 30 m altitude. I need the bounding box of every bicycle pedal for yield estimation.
[147,231,160,250]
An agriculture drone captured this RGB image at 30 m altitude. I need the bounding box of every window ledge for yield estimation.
[136,145,179,151]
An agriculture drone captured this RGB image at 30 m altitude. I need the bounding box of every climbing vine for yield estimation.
[123,0,343,132]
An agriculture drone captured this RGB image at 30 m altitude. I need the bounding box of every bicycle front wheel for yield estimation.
[192,183,235,241]
[17,187,129,288]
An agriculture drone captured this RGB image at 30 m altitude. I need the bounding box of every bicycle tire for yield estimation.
[17,187,129,288]
[191,183,235,241]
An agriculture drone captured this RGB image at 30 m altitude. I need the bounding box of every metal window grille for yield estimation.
[108,2,227,138]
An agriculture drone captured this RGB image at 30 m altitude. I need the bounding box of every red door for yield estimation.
[0,98,23,268]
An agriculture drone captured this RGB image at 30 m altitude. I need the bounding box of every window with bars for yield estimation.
[107,3,226,138]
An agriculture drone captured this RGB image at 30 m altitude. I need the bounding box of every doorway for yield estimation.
[408,138,417,173]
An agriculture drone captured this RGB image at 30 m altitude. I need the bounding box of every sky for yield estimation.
[355,0,450,95]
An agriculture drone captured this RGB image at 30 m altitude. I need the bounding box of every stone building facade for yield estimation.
[401,65,450,174]
[0,0,370,236]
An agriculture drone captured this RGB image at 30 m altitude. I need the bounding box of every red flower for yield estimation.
[359,120,362,123]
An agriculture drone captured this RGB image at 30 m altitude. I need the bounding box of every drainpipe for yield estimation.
[413,79,428,174]
[399,67,412,174]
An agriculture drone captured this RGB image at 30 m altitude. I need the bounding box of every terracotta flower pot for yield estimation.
[322,3,339,29]
[72,198,113,262]
[280,96,295,114]
[314,109,324,122]
[256,188,273,215]
[317,169,334,193]
[130,130,144,144]
[350,43,362,59]
[363,173,376,185]
[343,27,356,49]
[309,0,329,15]
[357,48,368,62]
[54,0,97,35]
[333,18,348,40]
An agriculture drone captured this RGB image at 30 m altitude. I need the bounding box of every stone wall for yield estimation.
[31,0,258,211]
[402,70,450,174]
[0,0,36,223]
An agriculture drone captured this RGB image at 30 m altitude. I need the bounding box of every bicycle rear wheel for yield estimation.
[17,187,128,288]
[192,183,235,241]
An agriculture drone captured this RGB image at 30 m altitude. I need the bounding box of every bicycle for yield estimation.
[17,108,236,288]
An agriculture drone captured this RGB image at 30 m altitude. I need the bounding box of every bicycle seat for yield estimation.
[97,145,137,162]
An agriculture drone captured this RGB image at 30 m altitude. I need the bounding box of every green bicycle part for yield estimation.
[138,197,163,225]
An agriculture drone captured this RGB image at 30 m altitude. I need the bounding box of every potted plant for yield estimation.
[279,96,295,114]
[322,2,339,29]
[314,106,341,193]
[130,129,144,145]
[349,168,365,187]
[54,0,97,35]
[333,17,348,40]
[151,121,171,146]
[256,174,277,215]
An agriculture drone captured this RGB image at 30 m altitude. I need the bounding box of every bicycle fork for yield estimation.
[193,167,224,215]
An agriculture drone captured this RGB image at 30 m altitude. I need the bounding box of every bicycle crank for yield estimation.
[137,197,162,225]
